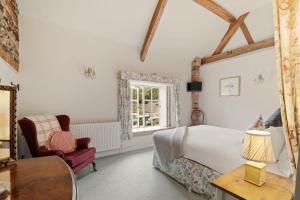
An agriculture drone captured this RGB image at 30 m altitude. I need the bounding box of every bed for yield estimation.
[152,125,291,200]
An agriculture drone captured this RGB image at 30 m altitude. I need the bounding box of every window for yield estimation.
[130,81,167,132]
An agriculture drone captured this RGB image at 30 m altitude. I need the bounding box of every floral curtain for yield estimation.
[273,0,300,180]
[118,76,132,141]
[118,71,181,141]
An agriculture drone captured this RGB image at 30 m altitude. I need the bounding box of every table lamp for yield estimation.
[241,130,276,186]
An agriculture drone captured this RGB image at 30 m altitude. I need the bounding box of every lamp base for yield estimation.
[244,161,267,186]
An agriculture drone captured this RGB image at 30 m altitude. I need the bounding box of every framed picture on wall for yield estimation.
[220,76,241,96]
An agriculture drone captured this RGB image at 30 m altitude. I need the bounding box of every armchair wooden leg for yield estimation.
[92,162,97,172]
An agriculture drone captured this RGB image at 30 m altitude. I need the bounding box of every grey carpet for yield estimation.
[77,148,206,200]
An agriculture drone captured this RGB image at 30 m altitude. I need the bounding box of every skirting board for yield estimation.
[121,134,154,153]
[121,143,153,153]
[95,145,154,159]
[95,145,153,159]
[95,149,122,158]
[96,135,154,158]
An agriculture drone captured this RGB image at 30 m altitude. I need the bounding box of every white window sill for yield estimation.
[132,126,167,133]
[132,126,171,137]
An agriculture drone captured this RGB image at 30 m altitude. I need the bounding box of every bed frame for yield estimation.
[153,151,222,200]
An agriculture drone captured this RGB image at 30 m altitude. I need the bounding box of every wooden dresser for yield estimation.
[0,156,77,200]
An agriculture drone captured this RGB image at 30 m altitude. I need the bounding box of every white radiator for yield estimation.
[70,122,121,152]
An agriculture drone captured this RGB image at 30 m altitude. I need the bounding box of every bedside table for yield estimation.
[211,165,294,200]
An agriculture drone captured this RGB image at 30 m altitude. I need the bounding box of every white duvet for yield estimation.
[183,125,288,177]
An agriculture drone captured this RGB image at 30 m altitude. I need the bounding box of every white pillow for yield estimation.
[265,126,285,161]
[277,145,293,177]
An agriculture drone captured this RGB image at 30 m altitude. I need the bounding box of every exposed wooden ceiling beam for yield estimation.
[193,0,254,44]
[194,0,235,23]
[213,12,249,55]
[140,0,168,62]
[240,23,254,44]
[201,38,274,65]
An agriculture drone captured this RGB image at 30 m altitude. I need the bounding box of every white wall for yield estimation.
[200,48,280,130]
[17,14,279,155]
[18,15,192,126]
[18,16,280,129]
[0,58,18,86]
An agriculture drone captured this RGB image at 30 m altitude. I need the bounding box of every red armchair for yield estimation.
[18,115,97,173]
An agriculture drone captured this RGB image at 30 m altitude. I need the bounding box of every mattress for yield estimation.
[183,125,286,176]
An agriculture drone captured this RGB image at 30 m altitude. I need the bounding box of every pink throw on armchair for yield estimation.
[18,115,97,173]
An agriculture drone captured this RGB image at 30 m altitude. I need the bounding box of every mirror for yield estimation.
[0,85,17,166]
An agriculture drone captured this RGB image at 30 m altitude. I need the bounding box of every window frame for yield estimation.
[130,81,167,132]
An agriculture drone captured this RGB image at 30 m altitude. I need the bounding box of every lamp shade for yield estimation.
[241,130,276,163]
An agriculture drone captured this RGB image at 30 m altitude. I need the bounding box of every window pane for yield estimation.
[151,101,160,113]
[139,88,143,101]
[144,101,151,113]
[145,115,151,127]
[152,88,159,100]
[138,103,143,115]
[144,88,151,100]
[152,115,160,126]
[132,115,138,127]
[132,89,137,100]
[132,101,138,113]
[139,117,144,127]
[131,83,166,129]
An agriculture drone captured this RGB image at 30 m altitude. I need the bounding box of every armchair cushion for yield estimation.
[38,148,65,158]
[76,138,91,150]
[25,115,62,148]
[49,131,76,153]
[64,147,96,168]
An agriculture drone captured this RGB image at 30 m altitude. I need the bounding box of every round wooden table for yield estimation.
[0,156,77,200]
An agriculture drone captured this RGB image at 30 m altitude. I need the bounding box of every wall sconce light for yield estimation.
[85,66,96,79]
[254,74,264,84]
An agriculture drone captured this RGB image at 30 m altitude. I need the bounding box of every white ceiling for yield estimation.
[214,0,272,16]
[17,0,274,61]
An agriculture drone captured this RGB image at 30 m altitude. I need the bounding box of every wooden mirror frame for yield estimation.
[0,85,17,166]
